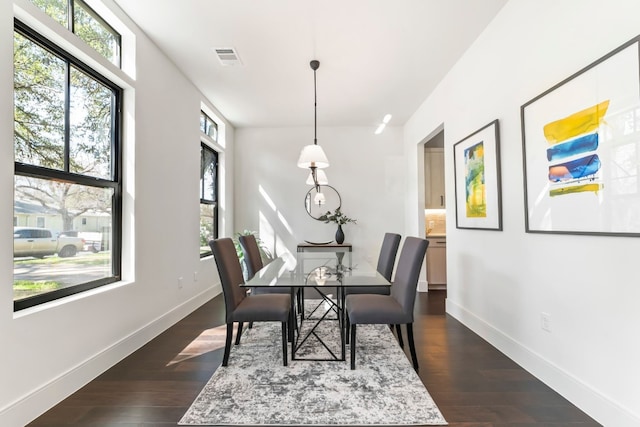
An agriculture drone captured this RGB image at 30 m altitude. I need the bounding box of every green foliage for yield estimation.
[73,1,119,63]
[30,0,68,27]
[199,205,215,247]
[318,207,357,225]
[14,280,62,291]
[14,31,66,169]
[13,279,63,301]
[28,0,118,64]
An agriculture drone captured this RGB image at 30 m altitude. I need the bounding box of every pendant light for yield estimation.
[305,169,329,186]
[298,60,329,189]
[313,191,326,206]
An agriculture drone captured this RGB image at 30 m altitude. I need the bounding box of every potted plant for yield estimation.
[318,208,357,244]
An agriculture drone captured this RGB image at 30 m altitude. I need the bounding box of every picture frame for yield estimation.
[521,36,640,236]
[453,119,503,231]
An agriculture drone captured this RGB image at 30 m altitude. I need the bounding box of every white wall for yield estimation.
[234,126,406,267]
[405,0,640,425]
[0,1,231,424]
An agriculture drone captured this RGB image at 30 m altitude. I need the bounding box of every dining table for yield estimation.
[242,249,391,361]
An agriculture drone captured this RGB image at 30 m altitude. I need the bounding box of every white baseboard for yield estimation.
[446,298,640,427]
[0,285,221,427]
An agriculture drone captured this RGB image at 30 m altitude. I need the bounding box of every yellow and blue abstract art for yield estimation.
[543,100,608,197]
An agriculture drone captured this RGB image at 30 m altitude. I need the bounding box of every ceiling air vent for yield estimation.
[213,47,242,66]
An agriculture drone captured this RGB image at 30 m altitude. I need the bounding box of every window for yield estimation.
[13,21,122,311]
[29,0,121,66]
[200,143,218,257]
[200,111,218,142]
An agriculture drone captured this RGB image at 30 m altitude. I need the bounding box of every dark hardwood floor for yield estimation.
[29,290,601,426]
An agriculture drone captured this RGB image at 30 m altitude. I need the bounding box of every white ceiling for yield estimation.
[112,0,507,129]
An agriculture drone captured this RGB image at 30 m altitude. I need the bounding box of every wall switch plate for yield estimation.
[178,277,183,288]
[541,312,552,332]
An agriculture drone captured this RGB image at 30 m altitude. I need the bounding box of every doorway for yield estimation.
[423,129,446,290]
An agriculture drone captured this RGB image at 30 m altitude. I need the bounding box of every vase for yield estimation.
[335,224,345,244]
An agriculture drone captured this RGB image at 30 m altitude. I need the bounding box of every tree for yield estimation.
[14,31,66,169]
[14,2,118,231]
[15,176,112,232]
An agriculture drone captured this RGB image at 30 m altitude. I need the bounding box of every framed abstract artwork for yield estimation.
[521,36,640,236]
[453,119,503,231]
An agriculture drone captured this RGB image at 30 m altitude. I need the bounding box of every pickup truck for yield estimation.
[13,227,84,258]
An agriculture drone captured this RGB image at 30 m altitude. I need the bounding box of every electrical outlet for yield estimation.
[541,312,552,332]
[178,277,183,289]
[193,271,198,282]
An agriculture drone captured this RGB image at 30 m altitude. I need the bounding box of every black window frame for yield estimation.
[30,0,122,67]
[200,142,219,258]
[13,20,123,311]
[71,0,122,67]
[200,111,218,142]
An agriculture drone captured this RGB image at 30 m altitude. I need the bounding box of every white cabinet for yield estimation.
[426,237,446,288]
[425,148,445,208]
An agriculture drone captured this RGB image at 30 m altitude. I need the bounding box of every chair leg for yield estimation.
[281,321,288,366]
[222,322,233,367]
[288,308,295,343]
[350,324,357,370]
[395,324,404,348]
[345,316,351,344]
[407,323,419,371]
[235,322,244,345]
[248,321,253,329]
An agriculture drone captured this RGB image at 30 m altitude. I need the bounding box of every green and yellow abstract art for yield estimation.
[464,141,486,218]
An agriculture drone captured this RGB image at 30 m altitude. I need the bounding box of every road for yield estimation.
[13,252,112,288]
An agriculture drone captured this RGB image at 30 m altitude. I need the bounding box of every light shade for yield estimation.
[297,144,329,169]
[306,169,329,186]
[314,191,326,205]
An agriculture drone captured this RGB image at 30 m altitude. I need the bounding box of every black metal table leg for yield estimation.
[340,286,346,360]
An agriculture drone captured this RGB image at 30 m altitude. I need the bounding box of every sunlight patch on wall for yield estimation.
[259,185,276,211]
[277,211,293,234]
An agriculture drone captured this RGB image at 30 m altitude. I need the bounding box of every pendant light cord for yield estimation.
[314,68,317,145]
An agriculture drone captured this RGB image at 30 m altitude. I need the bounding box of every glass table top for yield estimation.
[244,251,390,289]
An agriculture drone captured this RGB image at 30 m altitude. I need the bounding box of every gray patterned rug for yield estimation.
[179,300,447,426]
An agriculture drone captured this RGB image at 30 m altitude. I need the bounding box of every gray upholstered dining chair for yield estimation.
[345,236,429,370]
[210,237,291,367]
[239,234,300,325]
[239,234,284,295]
[344,232,402,346]
[238,234,263,280]
[345,232,401,296]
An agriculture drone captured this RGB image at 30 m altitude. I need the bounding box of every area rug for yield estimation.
[179,300,447,426]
